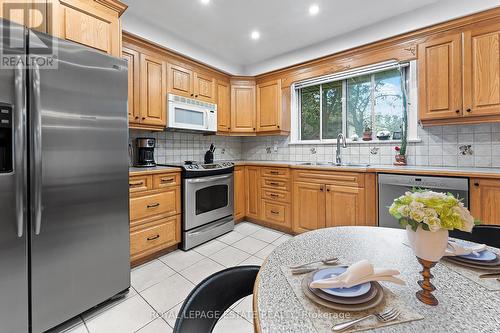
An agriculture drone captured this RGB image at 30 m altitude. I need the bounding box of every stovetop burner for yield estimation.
[158,161,235,178]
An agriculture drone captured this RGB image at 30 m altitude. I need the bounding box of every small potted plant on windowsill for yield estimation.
[362,124,372,141]
[394,146,407,165]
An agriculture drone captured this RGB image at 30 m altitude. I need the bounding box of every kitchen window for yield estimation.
[291,61,418,144]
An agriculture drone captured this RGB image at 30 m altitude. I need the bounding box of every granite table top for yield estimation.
[255,227,500,333]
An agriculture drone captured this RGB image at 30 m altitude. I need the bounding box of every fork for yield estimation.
[289,257,339,269]
[332,308,401,332]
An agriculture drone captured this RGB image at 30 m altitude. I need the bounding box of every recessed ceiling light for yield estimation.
[200,0,210,5]
[250,30,260,40]
[309,4,320,16]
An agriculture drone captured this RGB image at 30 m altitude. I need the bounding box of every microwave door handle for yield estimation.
[31,62,43,235]
[14,57,26,238]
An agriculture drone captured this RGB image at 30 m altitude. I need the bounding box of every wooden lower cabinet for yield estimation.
[261,200,291,229]
[234,166,246,220]
[470,178,500,225]
[245,166,261,219]
[293,182,325,233]
[129,171,181,265]
[325,185,365,227]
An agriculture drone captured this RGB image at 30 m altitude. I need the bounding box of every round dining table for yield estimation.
[253,226,500,333]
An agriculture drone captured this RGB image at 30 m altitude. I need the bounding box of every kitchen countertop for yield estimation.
[129,166,181,176]
[234,161,500,178]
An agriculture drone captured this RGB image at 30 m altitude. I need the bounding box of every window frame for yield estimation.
[290,60,419,145]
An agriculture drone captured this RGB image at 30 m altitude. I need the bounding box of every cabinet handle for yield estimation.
[134,116,139,119]
[161,177,175,183]
[270,210,280,215]
[195,95,198,97]
[270,171,279,175]
[466,108,471,112]
[270,182,280,186]
[253,128,256,130]
[277,125,280,129]
[320,186,324,192]
[129,181,144,187]
[455,110,460,114]
[147,203,160,208]
[474,182,480,187]
[326,187,330,192]
[269,193,279,197]
[142,117,146,120]
[228,127,231,130]
[147,234,160,241]
[191,93,194,97]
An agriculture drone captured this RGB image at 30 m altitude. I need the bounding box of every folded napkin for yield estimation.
[445,241,486,257]
[309,260,405,289]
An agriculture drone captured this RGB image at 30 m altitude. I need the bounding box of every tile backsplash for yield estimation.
[130,123,500,168]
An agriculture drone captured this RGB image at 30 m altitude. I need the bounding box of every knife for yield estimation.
[479,272,500,279]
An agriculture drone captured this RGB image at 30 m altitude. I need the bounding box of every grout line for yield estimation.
[81,315,91,333]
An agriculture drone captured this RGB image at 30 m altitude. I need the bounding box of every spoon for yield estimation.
[289,257,339,269]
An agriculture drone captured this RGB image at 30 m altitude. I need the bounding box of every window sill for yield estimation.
[288,139,421,145]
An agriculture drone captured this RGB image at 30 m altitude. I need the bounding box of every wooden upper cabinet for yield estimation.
[194,72,216,103]
[167,63,193,98]
[51,0,126,57]
[463,22,500,117]
[231,84,256,133]
[293,182,325,234]
[257,79,282,132]
[217,80,231,132]
[122,47,140,124]
[245,166,260,219]
[418,33,463,121]
[325,185,365,227]
[470,178,500,225]
[140,53,166,127]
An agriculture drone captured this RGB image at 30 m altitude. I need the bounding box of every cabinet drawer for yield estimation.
[261,167,290,178]
[153,173,180,189]
[130,216,180,261]
[129,175,152,193]
[261,189,290,203]
[262,200,291,228]
[130,188,180,221]
[261,177,290,191]
[293,170,364,187]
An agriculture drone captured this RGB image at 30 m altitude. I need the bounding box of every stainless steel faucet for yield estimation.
[336,133,347,165]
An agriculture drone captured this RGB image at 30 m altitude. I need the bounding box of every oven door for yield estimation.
[168,101,208,131]
[184,173,233,230]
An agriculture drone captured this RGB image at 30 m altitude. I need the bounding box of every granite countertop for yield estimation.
[255,227,500,332]
[129,165,181,175]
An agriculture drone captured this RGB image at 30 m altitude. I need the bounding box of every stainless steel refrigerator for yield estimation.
[0,19,130,333]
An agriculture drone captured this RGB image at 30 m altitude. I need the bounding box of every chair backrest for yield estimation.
[449,225,500,249]
[173,265,260,333]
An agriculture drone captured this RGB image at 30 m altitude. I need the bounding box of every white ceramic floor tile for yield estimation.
[232,295,254,323]
[251,228,283,243]
[140,273,194,315]
[232,237,268,255]
[238,256,264,266]
[83,295,154,333]
[193,240,228,256]
[163,302,183,328]
[136,318,172,333]
[254,243,277,260]
[180,257,225,285]
[212,310,254,333]
[46,316,88,333]
[159,250,205,271]
[217,231,246,245]
[131,260,176,292]
[272,234,293,246]
[234,222,262,236]
[209,246,251,267]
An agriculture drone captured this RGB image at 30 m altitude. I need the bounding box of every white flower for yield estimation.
[423,216,441,232]
[409,201,425,210]
[397,205,411,217]
[453,206,475,232]
[410,208,425,222]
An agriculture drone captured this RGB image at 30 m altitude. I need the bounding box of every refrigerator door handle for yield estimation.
[31,62,43,235]
[14,57,26,238]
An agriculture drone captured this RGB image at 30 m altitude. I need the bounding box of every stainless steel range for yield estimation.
[159,161,235,250]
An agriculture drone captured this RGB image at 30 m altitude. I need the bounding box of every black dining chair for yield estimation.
[449,224,500,249]
[173,265,260,333]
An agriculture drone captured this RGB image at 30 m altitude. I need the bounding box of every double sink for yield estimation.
[296,162,370,167]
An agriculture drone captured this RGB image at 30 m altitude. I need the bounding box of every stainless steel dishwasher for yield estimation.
[378,174,469,229]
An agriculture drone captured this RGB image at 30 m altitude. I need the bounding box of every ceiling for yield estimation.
[122,0,500,75]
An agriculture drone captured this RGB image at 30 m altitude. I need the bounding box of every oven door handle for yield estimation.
[186,174,232,184]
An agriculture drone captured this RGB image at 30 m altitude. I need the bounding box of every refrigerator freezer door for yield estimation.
[29,31,130,333]
[0,19,28,333]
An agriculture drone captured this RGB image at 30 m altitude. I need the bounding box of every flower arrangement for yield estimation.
[389,189,479,232]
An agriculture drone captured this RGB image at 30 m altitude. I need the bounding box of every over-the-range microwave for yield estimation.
[167,93,217,133]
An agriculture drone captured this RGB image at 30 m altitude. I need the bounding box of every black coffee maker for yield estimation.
[135,138,156,167]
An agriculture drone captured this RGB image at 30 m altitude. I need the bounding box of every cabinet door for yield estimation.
[325,186,365,227]
[470,178,500,225]
[217,80,231,132]
[52,0,121,56]
[463,23,500,117]
[140,53,166,127]
[418,33,463,120]
[194,72,216,103]
[231,85,256,133]
[167,63,193,98]
[245,166,260,219]
[122,47,140,124]
[293,182,325,233]
[257,79,281,132]
[234,166,246,220]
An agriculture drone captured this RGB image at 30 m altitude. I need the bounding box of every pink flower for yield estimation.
[395,146,401,152]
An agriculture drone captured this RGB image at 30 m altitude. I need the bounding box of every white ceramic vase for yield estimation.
[406,225,448,262]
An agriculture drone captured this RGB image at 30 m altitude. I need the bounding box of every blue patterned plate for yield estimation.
[312,266,371,298]
[458,250,497,262]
